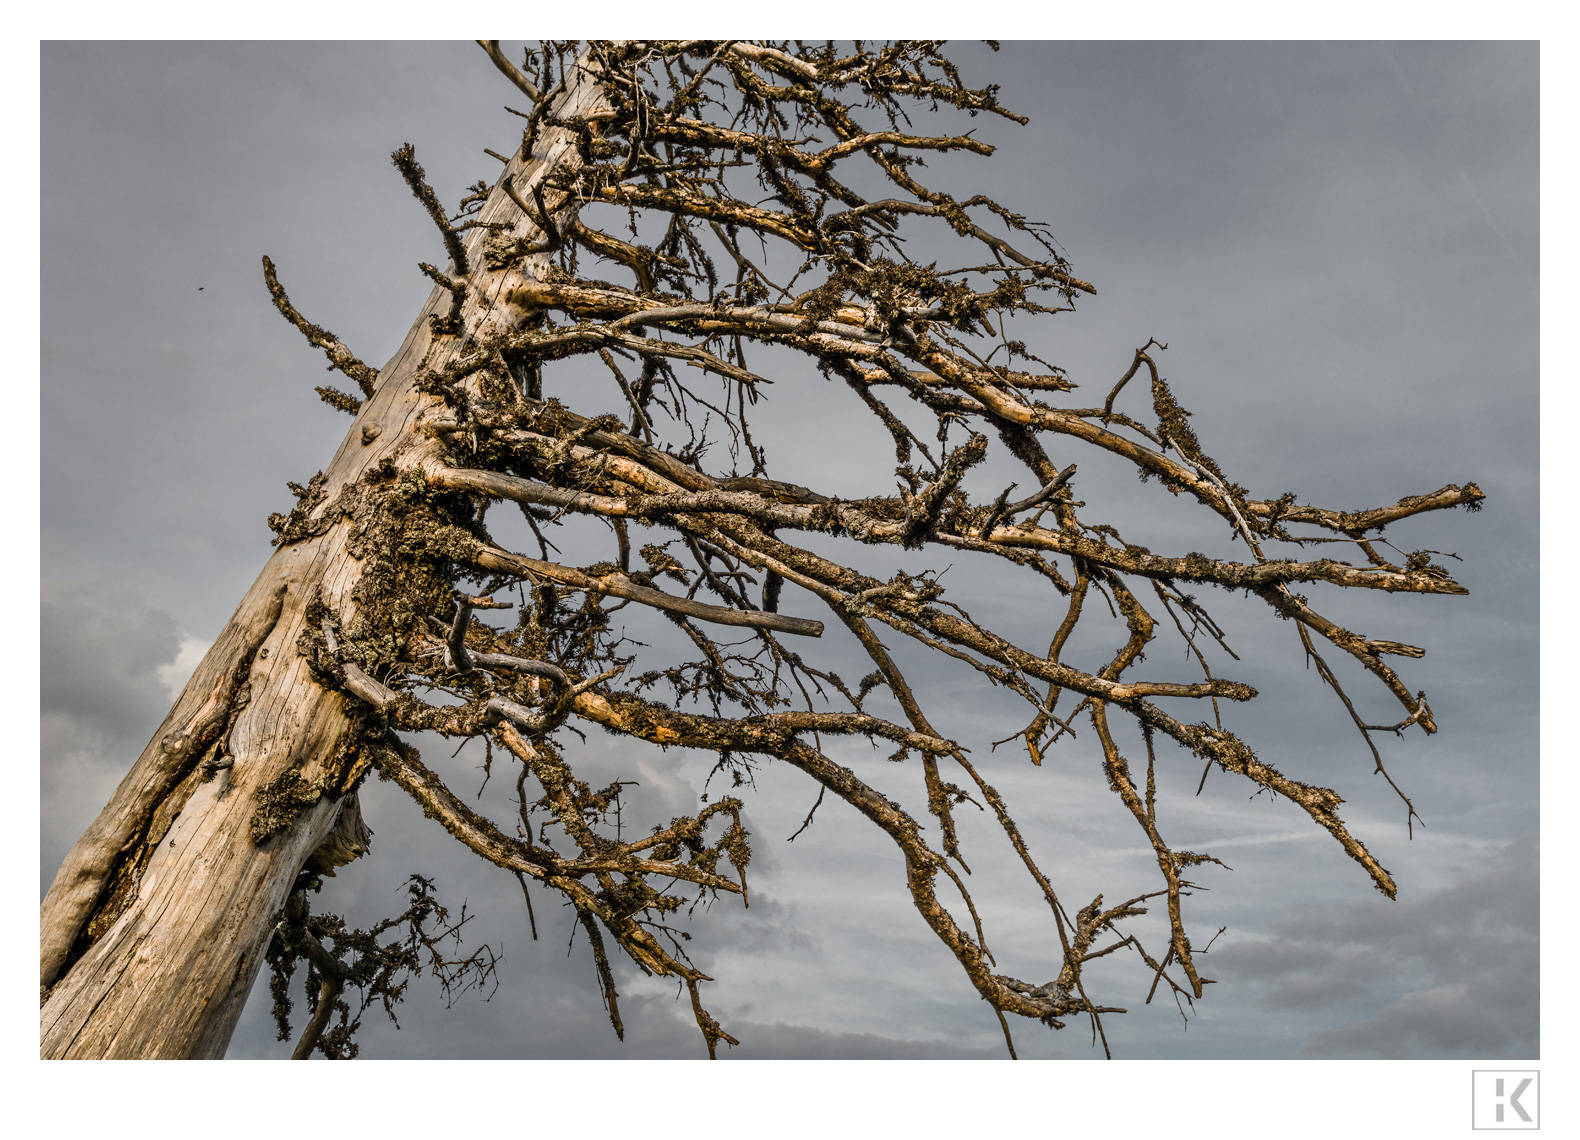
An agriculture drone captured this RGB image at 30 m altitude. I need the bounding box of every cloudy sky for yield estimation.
[40,40,1537,1067]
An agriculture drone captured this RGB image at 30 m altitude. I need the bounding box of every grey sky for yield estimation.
[41,41,1537,1062]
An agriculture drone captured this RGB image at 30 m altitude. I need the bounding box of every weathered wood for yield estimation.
[39,59,609,1059]
[38,580,287,994]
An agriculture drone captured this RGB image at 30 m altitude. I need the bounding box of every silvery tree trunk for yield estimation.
[38,59,606,1060]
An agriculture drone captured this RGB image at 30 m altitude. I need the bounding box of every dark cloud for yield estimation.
[40,580,189,892]
[1301,978,1531,1060]
[717,1020,1010,1060]
[1208,836,1536,1058]
[41,579,181,738]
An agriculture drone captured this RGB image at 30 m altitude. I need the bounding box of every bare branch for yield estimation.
[261,257,379,397]
[472,544,824,637]
[391,143,468,279]
[477,40,543,103]
[47,41,1484,1061]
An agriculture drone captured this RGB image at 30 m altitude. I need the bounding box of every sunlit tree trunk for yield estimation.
[38,61,605,1060]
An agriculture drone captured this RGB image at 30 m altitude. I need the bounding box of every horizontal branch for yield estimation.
[965,524,1470,596]
[863,366,1075,393]
[471,651,572,686]
[822,198,1095,293]
[472,321,776,387]
[1244,482,1486,532]
[587,182,818,249]
[873,354,1483,546]
[651,115,995,174]
[437,449,1463,617]
[471,545,824,637]
[433,464,882,542]
[509,277,1067,349]
[566,689,957,757]
[425,400,724,494]
[504,279,881,343]
[703,528,1257,709]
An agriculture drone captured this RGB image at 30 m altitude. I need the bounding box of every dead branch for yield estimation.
[67,40,1481,1061]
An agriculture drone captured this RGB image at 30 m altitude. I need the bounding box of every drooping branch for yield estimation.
[268,872,500,1060]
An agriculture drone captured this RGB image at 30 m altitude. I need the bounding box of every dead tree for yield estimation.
[40,41,1483,1059]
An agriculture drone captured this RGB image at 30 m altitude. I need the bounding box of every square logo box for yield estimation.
[1473,1071,1539,1130]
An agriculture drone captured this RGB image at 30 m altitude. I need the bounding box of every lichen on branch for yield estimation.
[253,39,1482,1059]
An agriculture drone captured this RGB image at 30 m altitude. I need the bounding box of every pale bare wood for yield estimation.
[38,580,286,993]
[39,58,611,1060]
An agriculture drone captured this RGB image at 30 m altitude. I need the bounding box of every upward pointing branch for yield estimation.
[391,143,470,279]
[260,256,379,398]
[477,40,543,104]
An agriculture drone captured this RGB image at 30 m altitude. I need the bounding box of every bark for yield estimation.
[38,60,608,1059]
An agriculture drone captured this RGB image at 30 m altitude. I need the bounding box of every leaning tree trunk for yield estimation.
[39,62,606,1059]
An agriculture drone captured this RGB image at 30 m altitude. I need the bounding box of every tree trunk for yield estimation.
[39,61,606,1059]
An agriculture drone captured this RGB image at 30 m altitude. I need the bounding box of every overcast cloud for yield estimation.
[41,41,1537,1062]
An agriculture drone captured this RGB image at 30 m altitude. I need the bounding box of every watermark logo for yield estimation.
[1472,1070,1539,1130]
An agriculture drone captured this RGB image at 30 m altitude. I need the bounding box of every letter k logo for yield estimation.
[1496,1077,1533,1124]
